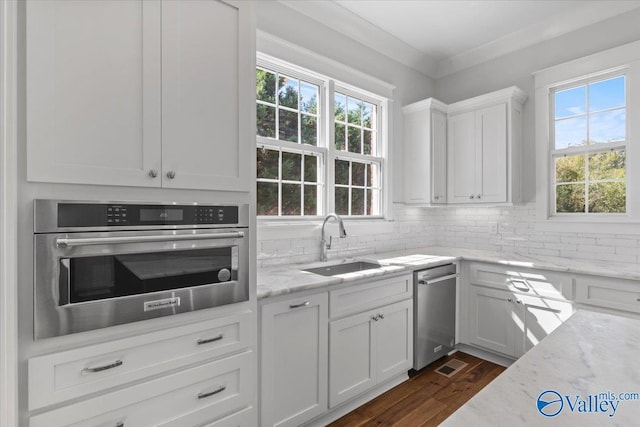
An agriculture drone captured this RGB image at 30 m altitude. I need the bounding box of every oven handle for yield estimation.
[56,231,245,248]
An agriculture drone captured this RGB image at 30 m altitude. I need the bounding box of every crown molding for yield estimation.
[277,1,640,80]
[402,98,448,115]
[434,1,640,78]
[277,0,437,78]
[447,86,528,115]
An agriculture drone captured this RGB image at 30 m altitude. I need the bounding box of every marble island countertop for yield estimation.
[442,310,640,426]
[258,245,640,300]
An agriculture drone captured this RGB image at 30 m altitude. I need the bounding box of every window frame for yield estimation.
[534,40,640,233]
[256,54,388,220]
[549,71,628,217]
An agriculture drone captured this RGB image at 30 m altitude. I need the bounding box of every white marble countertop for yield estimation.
[257,245,640,300]
[442,310,640,426]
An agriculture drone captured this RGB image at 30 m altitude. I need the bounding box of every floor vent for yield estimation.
[435,359,468,378]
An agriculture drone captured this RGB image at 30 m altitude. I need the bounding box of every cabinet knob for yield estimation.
[166,170,176,179]
[507,298,513,302]
[469,195,474,199]
[516,300,522,305]
[379,313,384,320]
[475,194,481,199]
[434,196,439,200]
[148,169,158,178]
[372,315,379,321]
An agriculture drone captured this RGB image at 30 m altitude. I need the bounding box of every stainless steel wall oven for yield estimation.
[34,200,250,339]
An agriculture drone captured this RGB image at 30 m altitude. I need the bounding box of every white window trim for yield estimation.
[257,53,392,222]
[534,39,640,234]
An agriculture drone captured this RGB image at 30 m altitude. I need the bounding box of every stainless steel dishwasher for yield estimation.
[413,263,458,370]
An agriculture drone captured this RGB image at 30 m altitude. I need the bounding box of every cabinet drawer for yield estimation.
[330,273,412,318]
[469,263,572,300]
[29,311,254,410]
[30,350,254,427]
[576,275,640,313]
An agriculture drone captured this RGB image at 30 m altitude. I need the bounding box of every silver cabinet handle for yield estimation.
[56,231,244,248]
[516,300,522,304]
[469,195,474,199]
[372,315,379,321]
[507,298,513,303]
[197,385,226,399]
[197,334,224,345]
[82,359,123,375]
[166,170,176,179]
[289,301,310,309]
[148,169,158,178]
[418,273,459,285]
[378,314,384,320]
[475,194,481,199]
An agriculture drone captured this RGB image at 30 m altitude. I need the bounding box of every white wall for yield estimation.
[255,1,435,203]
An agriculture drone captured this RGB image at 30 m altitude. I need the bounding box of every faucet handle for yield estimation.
[327,235,333,249]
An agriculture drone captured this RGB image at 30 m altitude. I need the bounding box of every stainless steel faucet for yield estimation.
[321,213,347,262]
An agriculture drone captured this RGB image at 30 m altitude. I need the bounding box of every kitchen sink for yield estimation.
[303,261,382,276]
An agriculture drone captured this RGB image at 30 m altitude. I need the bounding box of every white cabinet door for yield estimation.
[375,299,413,384]
[26,0,162,187]
[431,110,448,204]
[161,0,251,191]
[468,286,516,357]
[447,111,477,203]
[329,310,376,408]
[261,293,328,427]
[478,103,507,203]
[403,109,432,204]
[517,295,574,357]
[402,99,447,205]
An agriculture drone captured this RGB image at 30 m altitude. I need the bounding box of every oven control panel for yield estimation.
[54,203,240,229]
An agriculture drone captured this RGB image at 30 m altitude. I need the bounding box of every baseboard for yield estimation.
[454,344,515,368]
[302,373,409,427]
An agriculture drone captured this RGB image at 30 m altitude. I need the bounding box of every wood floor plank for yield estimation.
[329,352,506,427]
[392,398,448,427]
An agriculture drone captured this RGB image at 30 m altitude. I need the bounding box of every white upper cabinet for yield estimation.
[27,0,252,192]
[447,87,527,204]
[27,0,162,187]
[403,99,448,205]
[161,0,251,191]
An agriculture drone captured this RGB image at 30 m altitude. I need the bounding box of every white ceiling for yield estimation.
[279,0,640,78]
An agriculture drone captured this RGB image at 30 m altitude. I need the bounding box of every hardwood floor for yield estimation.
[328,352,506,427]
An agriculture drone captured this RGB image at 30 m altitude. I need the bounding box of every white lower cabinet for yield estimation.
[30,350,254,427]
[260,293,328,427]
[329,299,413,408]
[468,285,573,358]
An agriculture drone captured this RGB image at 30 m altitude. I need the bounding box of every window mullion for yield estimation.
[326,80,336,215]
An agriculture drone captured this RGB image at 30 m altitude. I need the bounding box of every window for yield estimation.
[256,57,385,218]
[551,73,627,215]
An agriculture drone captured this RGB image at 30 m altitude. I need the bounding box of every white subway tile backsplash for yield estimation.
[257,202,640,267]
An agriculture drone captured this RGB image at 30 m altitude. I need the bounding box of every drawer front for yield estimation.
[468,263,572,300]
[576,275,640,313]
[30,351,254,427]
[162,405,254,427]
[330,274,412,319]
[29,311,254,410]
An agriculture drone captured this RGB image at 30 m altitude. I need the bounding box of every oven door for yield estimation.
[34,228,248,339]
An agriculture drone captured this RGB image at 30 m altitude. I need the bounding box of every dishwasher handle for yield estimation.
[418,273,459,285]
